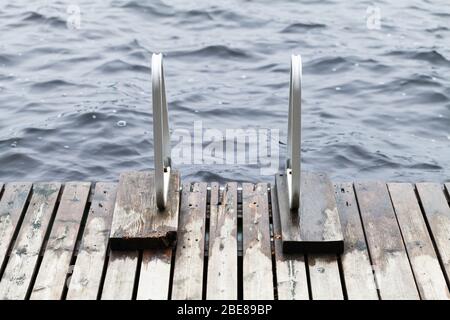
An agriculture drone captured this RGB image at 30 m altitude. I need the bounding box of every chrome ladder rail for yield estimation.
[152,53,171,210]
[286,54,302,210]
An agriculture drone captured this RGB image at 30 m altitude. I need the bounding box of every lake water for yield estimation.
[1,0,449,183]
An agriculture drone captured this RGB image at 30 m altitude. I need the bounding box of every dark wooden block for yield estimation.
[274,171,344,254]
[109,170,180,250]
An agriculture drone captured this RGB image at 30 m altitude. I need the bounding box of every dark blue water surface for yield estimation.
[0,0,449,183]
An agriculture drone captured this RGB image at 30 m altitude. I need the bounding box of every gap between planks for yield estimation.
[1,181,450,300]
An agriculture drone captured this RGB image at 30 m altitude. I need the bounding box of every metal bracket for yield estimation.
[152,53,171,210]
[286,54,302,210]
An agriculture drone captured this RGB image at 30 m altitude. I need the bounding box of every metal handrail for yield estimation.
[286,54,302,210]
[152,53,171,210]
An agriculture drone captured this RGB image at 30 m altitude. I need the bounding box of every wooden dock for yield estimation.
[0,179,449,300]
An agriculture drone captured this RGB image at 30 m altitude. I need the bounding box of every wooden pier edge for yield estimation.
[0,179,450,300]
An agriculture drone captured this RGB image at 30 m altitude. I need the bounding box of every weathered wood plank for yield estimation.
[66,182,117,300]
[0,183,61,300]
[335,183,378,300]
[171,182,207,300]
[242,183,274,300]
[389,183,449,300]
[0,183,32,272]
[354,182,420,300]
[275,172,343,254]
[445,183,450,196]
[109,171,180,250]
[271,183,309,300]
[30,182,91,299]
[308,255,343,300]
[101,251,139,300]
[416,183,450,287]
[207,183,238,300]
[137,248,172,300]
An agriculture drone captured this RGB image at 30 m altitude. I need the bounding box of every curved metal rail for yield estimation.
[286,54,302,210]
[152,53,171,210]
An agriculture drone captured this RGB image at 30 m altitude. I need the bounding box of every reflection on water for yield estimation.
[0,0,449,182]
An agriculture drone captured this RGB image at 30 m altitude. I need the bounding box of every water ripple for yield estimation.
[387,49,450,66]
[281,22,326,33]
[168,45,253,60]
[0,0,449,183]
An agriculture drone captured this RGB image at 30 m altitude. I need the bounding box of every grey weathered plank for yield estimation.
[242,183,274,300]
[171,182,207,300]
[0,183,61,300]
[101,250,139,300]
[354,182,420,300]
[275,172,343,254]
[66,182,118,300]
[109,170,180,250]
[445,183,450,196]
[207,183,238,300]
[335,183,378,300]
[389,183,449,300]
[137,248,172,300]
[31,182,91,299]
[0,183,32,272]
[271,183,309,300]
[416,183,450,287]
[308,255,343,300]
